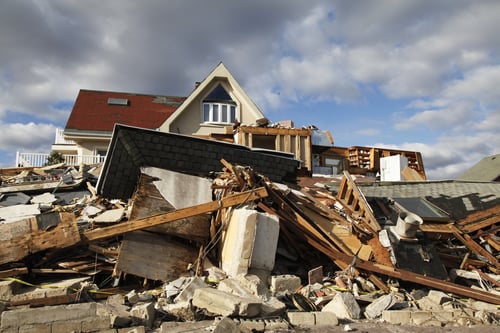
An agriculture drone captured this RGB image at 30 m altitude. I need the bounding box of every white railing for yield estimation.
[15,152,106,167]
[54,128,76,145]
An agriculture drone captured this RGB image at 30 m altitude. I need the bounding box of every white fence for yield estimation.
[16,152,106,167]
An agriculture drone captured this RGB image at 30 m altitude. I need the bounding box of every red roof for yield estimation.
[65,90,186,132]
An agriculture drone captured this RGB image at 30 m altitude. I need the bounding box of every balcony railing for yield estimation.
[16,152,106,168]
[54,128,75,145]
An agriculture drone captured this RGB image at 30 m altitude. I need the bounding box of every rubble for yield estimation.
[0,160,498,332]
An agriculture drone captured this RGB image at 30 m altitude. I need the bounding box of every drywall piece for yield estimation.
[221,206,279,277]
[141,167,212,209]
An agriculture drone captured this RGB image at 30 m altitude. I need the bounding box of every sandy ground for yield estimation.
[301,322,499,333]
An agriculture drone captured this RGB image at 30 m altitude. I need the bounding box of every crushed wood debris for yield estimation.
[0,161,498,332]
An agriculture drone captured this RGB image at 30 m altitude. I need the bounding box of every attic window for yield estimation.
[202,84,238,124]
[107,98,129,106]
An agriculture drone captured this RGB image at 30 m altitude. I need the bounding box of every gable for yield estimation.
[159,63,265,134]
[65,90,185,135]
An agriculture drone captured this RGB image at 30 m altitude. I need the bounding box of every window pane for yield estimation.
[213,104,219,122]
[221,104,228,123]
[203,104,210,122]
[230,106,236,123]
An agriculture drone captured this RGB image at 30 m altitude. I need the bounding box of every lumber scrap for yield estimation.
[114,231,200,281]
[129,173,210,242]
[0,212,80,265]
[305,234,500,305]
[336,171,381,232]
[83,187,268,242]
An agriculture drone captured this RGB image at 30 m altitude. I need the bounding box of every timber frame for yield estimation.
[236,125,312,172]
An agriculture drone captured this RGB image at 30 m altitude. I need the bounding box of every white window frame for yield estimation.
[202,102,237,124]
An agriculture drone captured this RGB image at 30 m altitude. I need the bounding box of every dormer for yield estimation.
[159,63,264,136]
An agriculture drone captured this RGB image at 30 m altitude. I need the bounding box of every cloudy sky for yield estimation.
[1,0,499,180]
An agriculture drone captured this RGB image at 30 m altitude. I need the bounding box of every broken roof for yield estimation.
[64,89,185,135]
[456,153,500,182]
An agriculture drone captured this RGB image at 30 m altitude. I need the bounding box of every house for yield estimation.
[46,62,315,171]
[16,62,425,178]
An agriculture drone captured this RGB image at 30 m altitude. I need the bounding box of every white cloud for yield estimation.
[0,122,56,151]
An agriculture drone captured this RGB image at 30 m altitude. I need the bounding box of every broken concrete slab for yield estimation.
[221,206,279,277]
[364,294,398,319]
[213,316,238,333]
[192,288,262,317]
[94,207,125,223]
[173,277,209,304]
[130,302,155,328]
[321,292,361,320]
[0,204,40,223]
[30,192,57,205]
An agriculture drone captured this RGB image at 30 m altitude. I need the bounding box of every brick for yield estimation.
[382,310,411,325]
[432,310,454,322]
[287,311,316,326]
[410,311,432,325]
[1,302,97,329]
[238,318,265,333]
[192,288,261,317]
[264,317,289,330]
[314,311,338,326]
[270,275,301,294]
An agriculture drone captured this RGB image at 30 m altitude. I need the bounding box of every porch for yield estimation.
[16,152,106,168]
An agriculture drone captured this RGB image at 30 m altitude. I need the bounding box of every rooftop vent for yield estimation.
[107,98,129,106]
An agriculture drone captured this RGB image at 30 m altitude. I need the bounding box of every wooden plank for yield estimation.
[0,213,80,265]
[0,267,28,278]
[341,171,381,232]
[306,234,500,305]
[83,187,268,242]
[30,213,81,253]
[114,231,200,281]
[453,231,500,270]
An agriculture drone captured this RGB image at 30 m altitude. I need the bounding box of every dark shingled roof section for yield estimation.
[65,89,186,132]
[97,125,300,200]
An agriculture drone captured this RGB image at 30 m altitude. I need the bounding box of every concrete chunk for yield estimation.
[321,292,361,320]
[270,274,301,294]
[174,277,209,303]
[221,207,279,277]
[427,290,454,305]
[1,302,97,329]
[213,316,238,333]
[287,311,315,326]
[364,294,397,319]
[192,288,262,317]
[130,302,155,328]
[94,207,125,223]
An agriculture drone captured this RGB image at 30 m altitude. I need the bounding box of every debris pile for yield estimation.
[0,160,498,332]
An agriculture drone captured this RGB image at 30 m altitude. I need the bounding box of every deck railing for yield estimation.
[16,152,106,168]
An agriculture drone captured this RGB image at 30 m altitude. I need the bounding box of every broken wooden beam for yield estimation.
[309,237,500,305]
[82,187,268,242]
[336,171,381,232]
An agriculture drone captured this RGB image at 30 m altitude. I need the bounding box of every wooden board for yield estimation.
[114,231,199,281]
[129,173,210,242]
[0,212,80,265]
[83,187,268,242]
